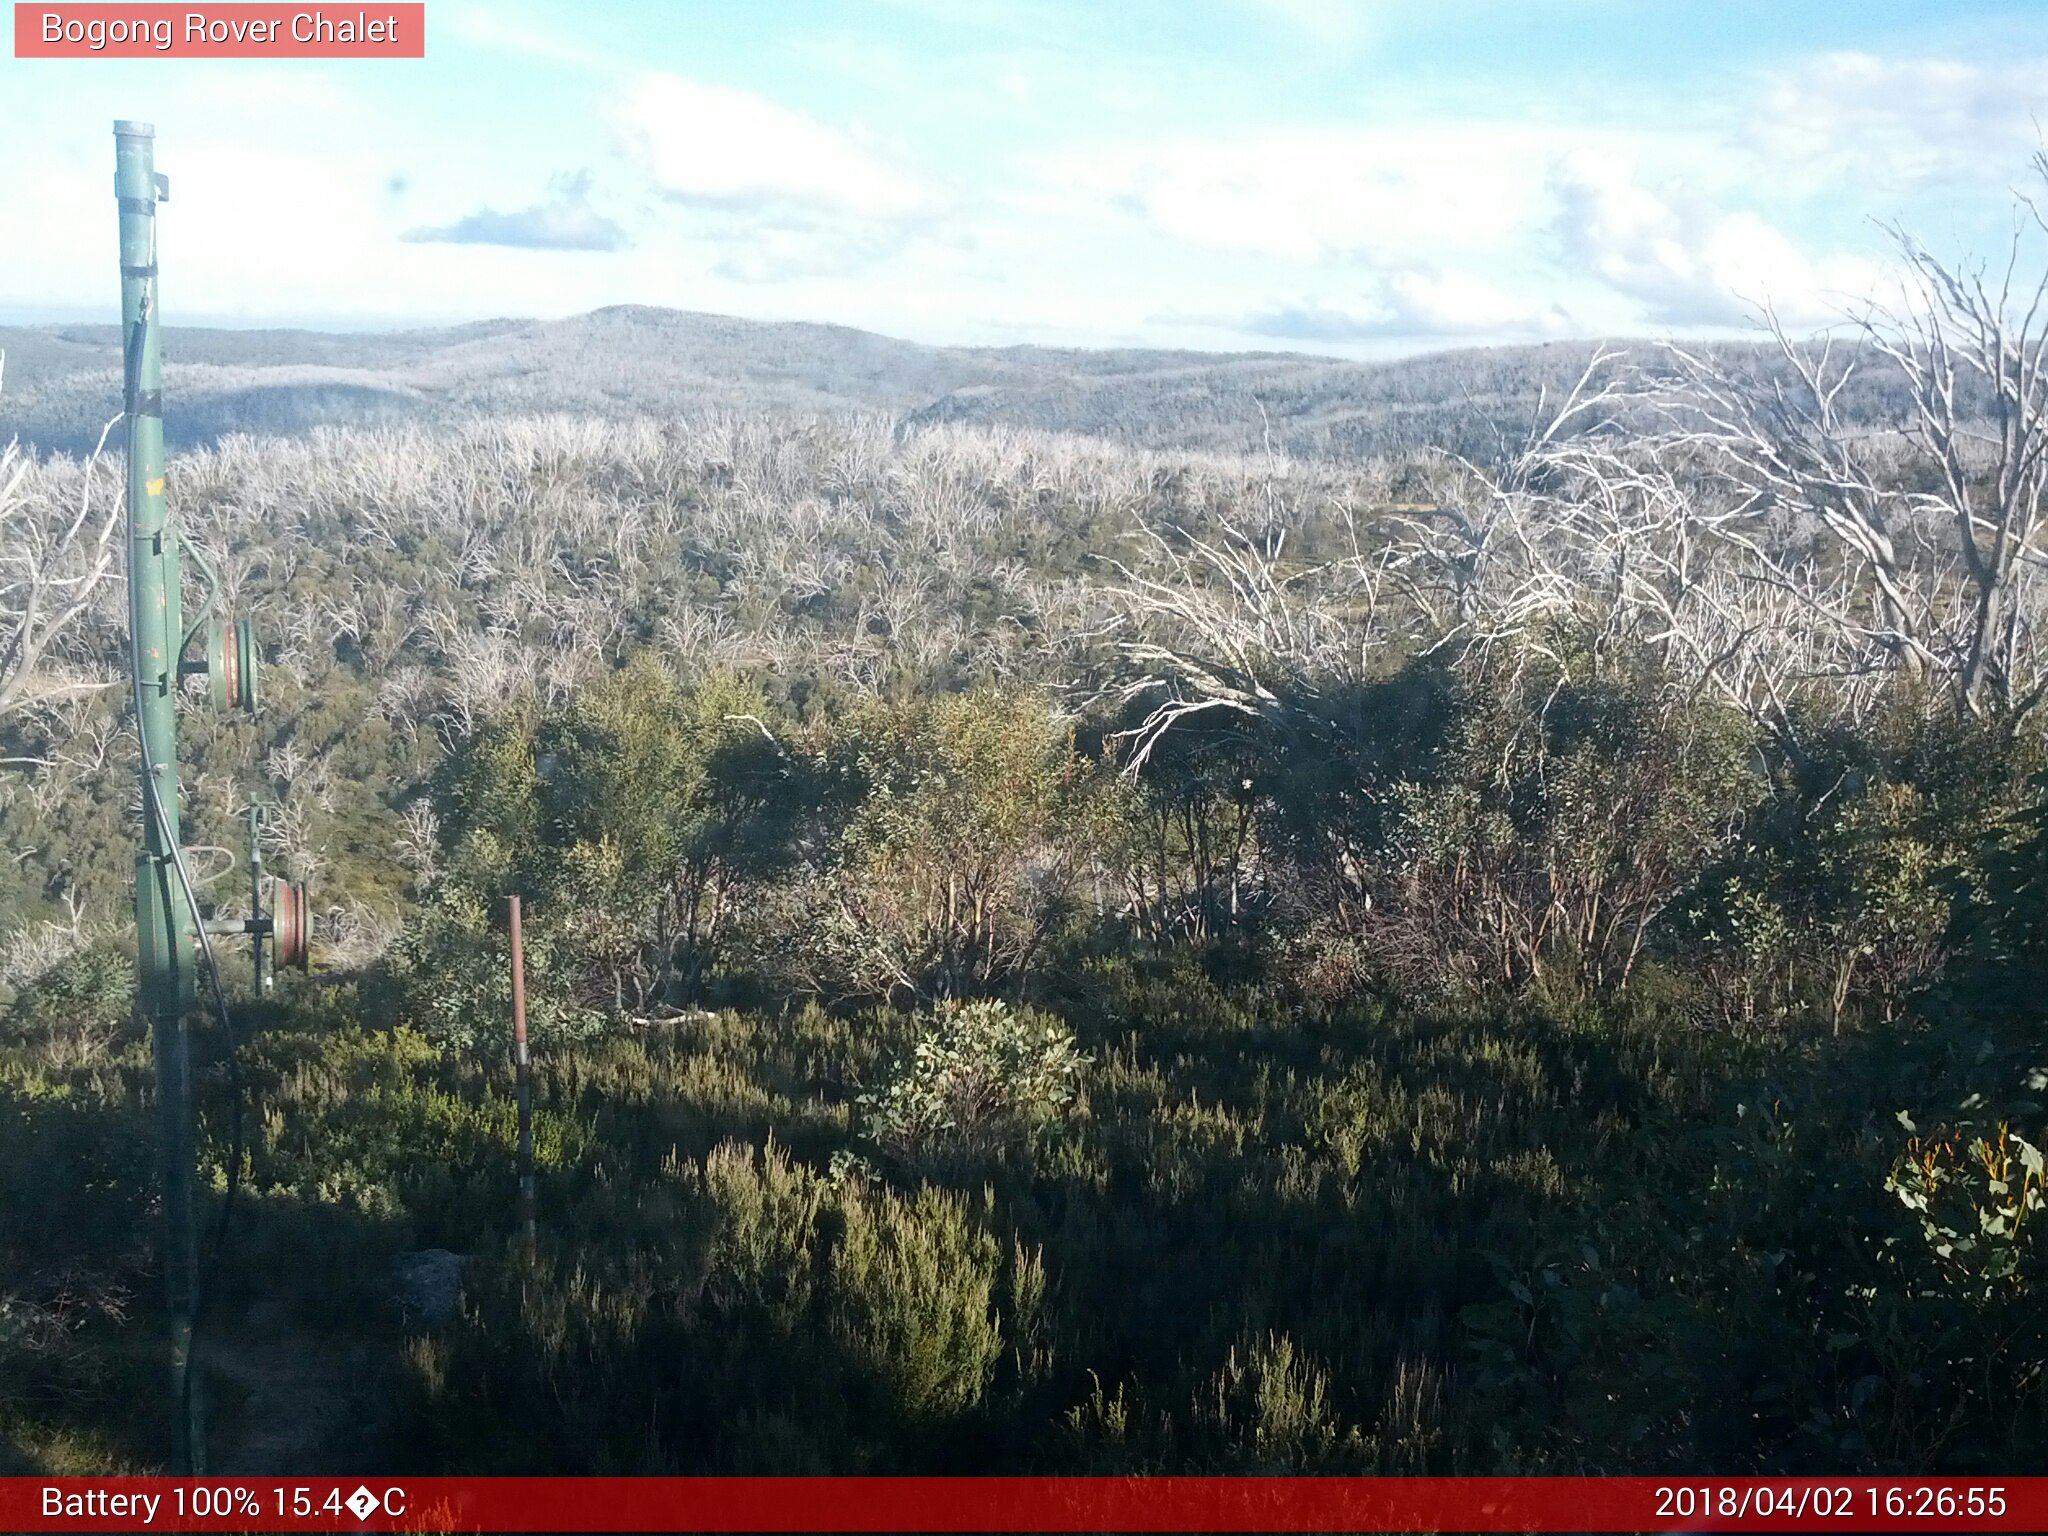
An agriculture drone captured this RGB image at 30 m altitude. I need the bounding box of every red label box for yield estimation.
[6,1476,2048,1532]
[14,3,425,57]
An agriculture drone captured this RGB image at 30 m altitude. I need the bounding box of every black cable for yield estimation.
[125,276,246,1471]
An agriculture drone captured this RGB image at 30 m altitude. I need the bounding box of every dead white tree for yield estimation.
[1381,347,1636,654]
[1392,389,1883,745]
[393,797,443,892]
[1661,163,2048,726]
[0,355,125,729]
[1381,260,2048,751]
[1101,517,1393,771]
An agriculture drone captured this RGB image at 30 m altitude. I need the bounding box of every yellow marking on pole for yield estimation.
[147,477,164,496]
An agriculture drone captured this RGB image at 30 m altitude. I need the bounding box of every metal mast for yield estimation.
[114,118,205,1473]
[115,119,310,1475]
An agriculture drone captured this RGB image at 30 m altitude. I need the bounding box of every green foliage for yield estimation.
[1885,1117,2045,1303]
[1672,709,2031,1030]
[757,689,1101,1001]
[1947,769,2048,1021]
[377,664,816,1035]
[1096,708,1264,947]
[11,921,2048,1474]
[827,1183,1004,1421]
[240,1023,591,1224]
[374,886,603,1051]
[536,660,810,1007]
[856,999,1085,1169]
[1191,1333,1367,1470]
[1237,652,1756,997]
[0,971,160,1473]
[1,947,134,1060]
[399,1136,1007,1472]
[1460,1237,1740,1468]
[1420,657,1754,993]
[440,714,544,899]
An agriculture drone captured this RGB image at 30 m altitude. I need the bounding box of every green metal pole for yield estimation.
[116,118,202,1474]
[250,802,266,995]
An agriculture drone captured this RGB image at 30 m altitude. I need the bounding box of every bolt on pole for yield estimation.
[116,118,203,1474]
[509,895,537,1263]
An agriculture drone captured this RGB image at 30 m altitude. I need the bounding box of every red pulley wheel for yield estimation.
[270,877,310,971]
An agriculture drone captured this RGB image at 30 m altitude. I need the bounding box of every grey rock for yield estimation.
[391,1248,470,1329]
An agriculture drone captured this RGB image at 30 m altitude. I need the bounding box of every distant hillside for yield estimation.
[0,305,1892,462]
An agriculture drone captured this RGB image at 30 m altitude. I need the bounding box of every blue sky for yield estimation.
[4,0,2047,355]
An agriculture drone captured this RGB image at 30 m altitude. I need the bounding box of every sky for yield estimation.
[4,0,2048,356]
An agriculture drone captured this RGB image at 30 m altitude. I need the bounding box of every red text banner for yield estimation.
[7,1476,2046,1532]
[14,4,425,57]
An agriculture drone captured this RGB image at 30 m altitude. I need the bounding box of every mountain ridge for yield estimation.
[0,305,1734,461]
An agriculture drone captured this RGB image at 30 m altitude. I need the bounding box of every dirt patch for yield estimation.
[201,1303,390,1474]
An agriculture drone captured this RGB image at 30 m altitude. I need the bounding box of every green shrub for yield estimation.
[828,1183,1004,1421]
[1668,709,2030,1031]
[752,690,1102,1001]
[372,887,604,1050]
[1258,653,1756,997]
[1,947,135,1064]
[537,661,812,1009]
[1191,1333,1363,1470]
[856,999,1085,1168]
[1886,1116,2046,1305]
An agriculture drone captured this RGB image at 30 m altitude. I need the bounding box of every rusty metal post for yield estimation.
[508,894,536,1262]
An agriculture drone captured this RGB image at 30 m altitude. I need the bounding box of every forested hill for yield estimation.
[0,306,1804,461]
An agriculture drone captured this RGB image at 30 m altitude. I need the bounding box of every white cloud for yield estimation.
[404,171,628,252]
[7,28,2033,354]
[1549,157,1883,326]
[1747,51,2048,195]
[605,73,958,285]
[1042,121,1562,266]
[613,73,929,218]
[1036,82,1930,339]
